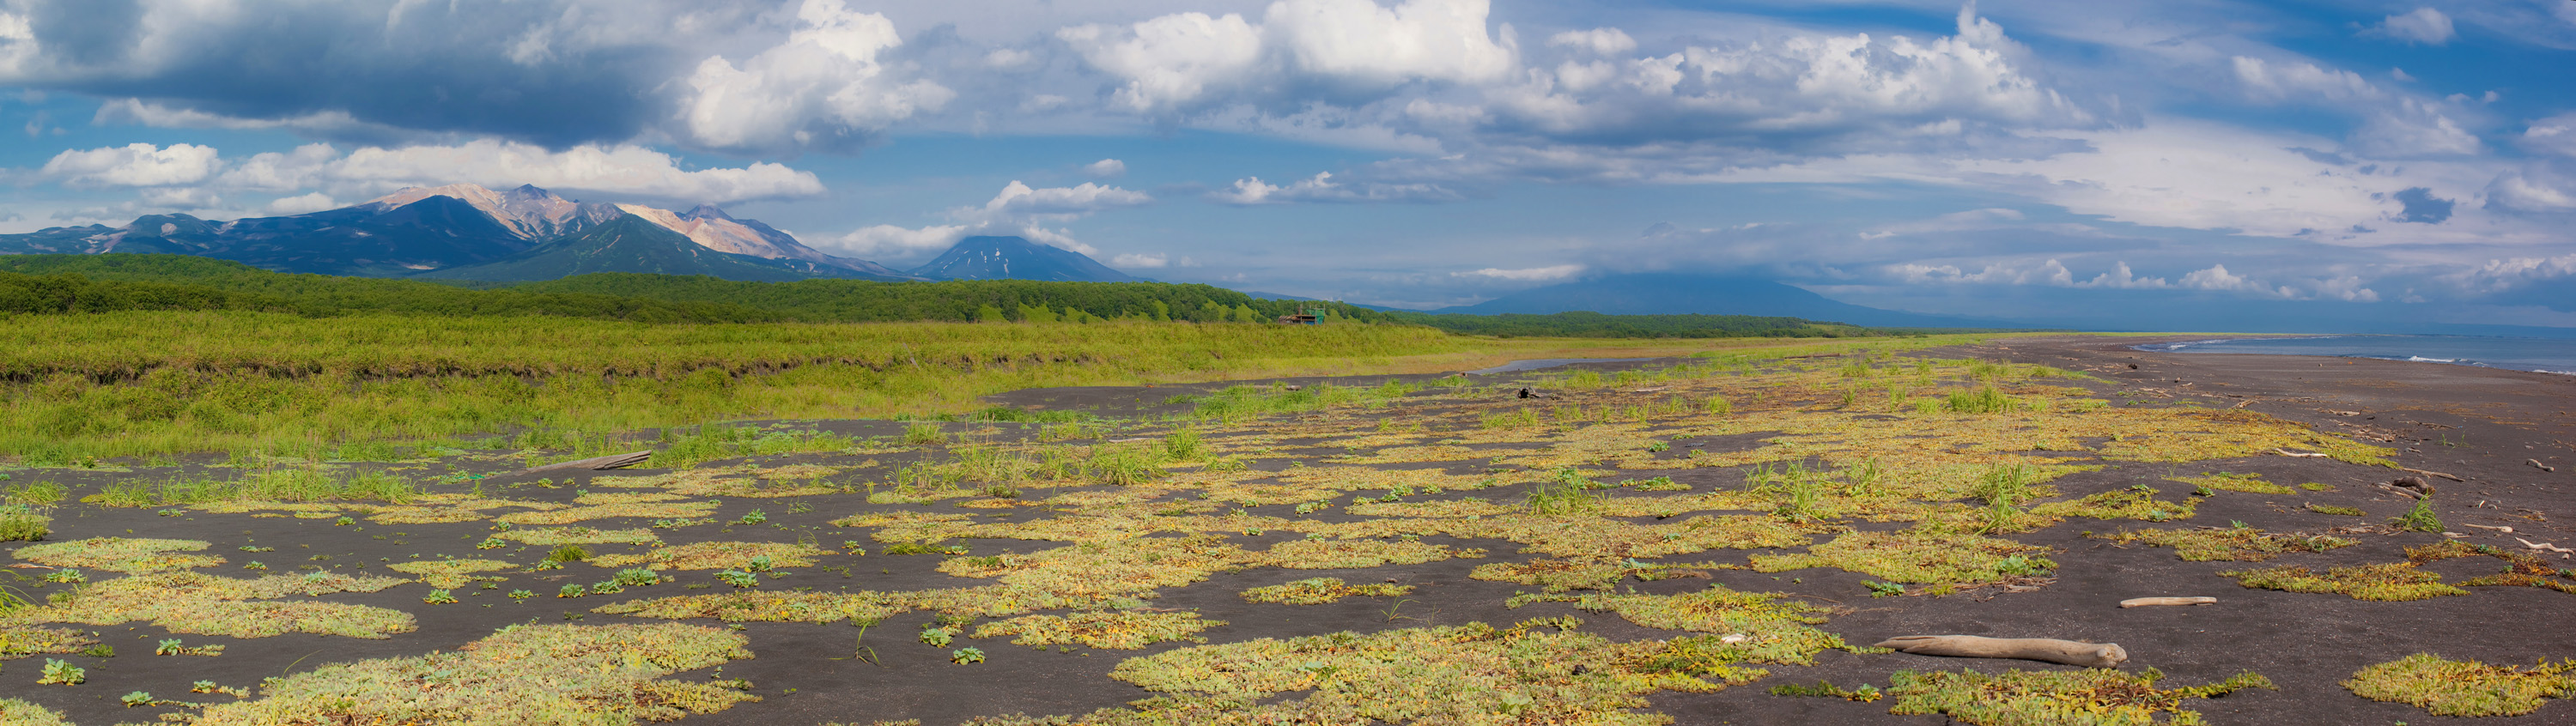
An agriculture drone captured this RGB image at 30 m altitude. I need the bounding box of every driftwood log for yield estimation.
[2119,596,2216,608]
[518,451,652,475]
[1873,635,2128,668]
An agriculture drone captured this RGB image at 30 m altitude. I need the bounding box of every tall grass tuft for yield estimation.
[0,505,49,541]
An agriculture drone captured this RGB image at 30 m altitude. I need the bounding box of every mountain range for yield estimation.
[0,184,1137,284]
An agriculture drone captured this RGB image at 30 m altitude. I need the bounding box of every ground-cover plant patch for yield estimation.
[2099,526,2357,562]
[1882,668,2275,725]
[384,559,514,589]
[2221,562,2468,601]
[14,536,220,572]
[2170,471,2296,495]
[2030,485,2200,522]
[2343,653,2576,717]
[969,609,1224,650]
[183,622,756,724]
[1240,577,1414,604]
[1748,529,2055,588]
[0,624,96,660]
[589,541,832,571]
[9,570,416,638]
[2407,541,2576,594]
[0,699,70,726]
[1510,584,1866,665]
[989,620,1760,724]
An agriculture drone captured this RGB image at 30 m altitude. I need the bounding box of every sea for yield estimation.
[2134,336,2576,376]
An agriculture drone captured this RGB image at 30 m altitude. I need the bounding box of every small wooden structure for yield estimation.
[1274,306,1325,325]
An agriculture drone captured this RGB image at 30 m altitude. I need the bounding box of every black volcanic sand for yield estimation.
[3,338,2572,724]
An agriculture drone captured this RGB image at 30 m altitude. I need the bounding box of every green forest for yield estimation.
[0,253,1938,339]
[0,254,1388,324]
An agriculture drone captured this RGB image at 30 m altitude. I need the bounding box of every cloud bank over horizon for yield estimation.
[2,0,2573,324]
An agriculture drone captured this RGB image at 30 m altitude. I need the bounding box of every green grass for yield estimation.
[83,467,420,508]
[0,505,47,541]
[0,312,1479,463]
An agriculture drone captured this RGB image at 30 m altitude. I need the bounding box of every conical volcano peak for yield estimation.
[682,203,732,221]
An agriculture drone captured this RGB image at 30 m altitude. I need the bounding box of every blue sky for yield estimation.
[3,0,2574,323]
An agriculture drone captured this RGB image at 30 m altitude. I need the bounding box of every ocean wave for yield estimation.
[2403,356,2459,363]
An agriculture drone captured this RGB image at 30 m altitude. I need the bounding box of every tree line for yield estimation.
[0,254,1394,324]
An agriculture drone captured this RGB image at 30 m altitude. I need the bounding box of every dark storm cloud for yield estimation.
[4,0,736,148]
[27,0,140,65]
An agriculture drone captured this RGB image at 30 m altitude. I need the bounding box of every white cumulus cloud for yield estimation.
[1548,27,1635,56]
[264,191,338,215]
[817,222,969,258]
[2363,8,2456,45]
[240,139,825,203]
[952,180,1152,222]
[1207,171,1461,204]
[1084,158,1127,178]
[39,142,222,187]
[1110,252,1170,269]
[1455,263,1583,281]
[1059,0,1515,113]
[677,0,952,151]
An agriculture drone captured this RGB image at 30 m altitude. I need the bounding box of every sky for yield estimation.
[3,0,2574,324]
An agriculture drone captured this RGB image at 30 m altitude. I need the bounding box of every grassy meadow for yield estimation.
[0,309,2015,463]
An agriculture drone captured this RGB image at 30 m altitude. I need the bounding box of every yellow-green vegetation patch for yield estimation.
[939,535,1251,598]
[498,500,719,525]
[596,590,909,624]
[186,623,756,725]
[573,492,690,505]
[495,526,662,547]
[1001,620,1756,725]
[2306,504,2366,517]
[1749,529,2054,586]
[1257,538,1479,570]
[591,541,829,570]
[2031,486,2199,522]
[14,536,221,572]
[2221,562,2466,601]
[2344,653,2576,717]
[15,571,416,638]
[1468,558,1724,592]
[1345,498,1514,518]
[1883,668,2275,726]
[0,625,96,660]
[0,699,70,726]
[1455,514,1822,559]
[971,609,1224,650]
[385,559,514,589]
[1514,584,1863,665]
[363,499,562,524]
[2171,471,2295,495]
[2409,541,2576,594]
[1240,577,1414,604]
[2099,527,2356,561]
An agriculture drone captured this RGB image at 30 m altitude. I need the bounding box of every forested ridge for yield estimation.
[0,253,1940,338]
[0,254,1389,324]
